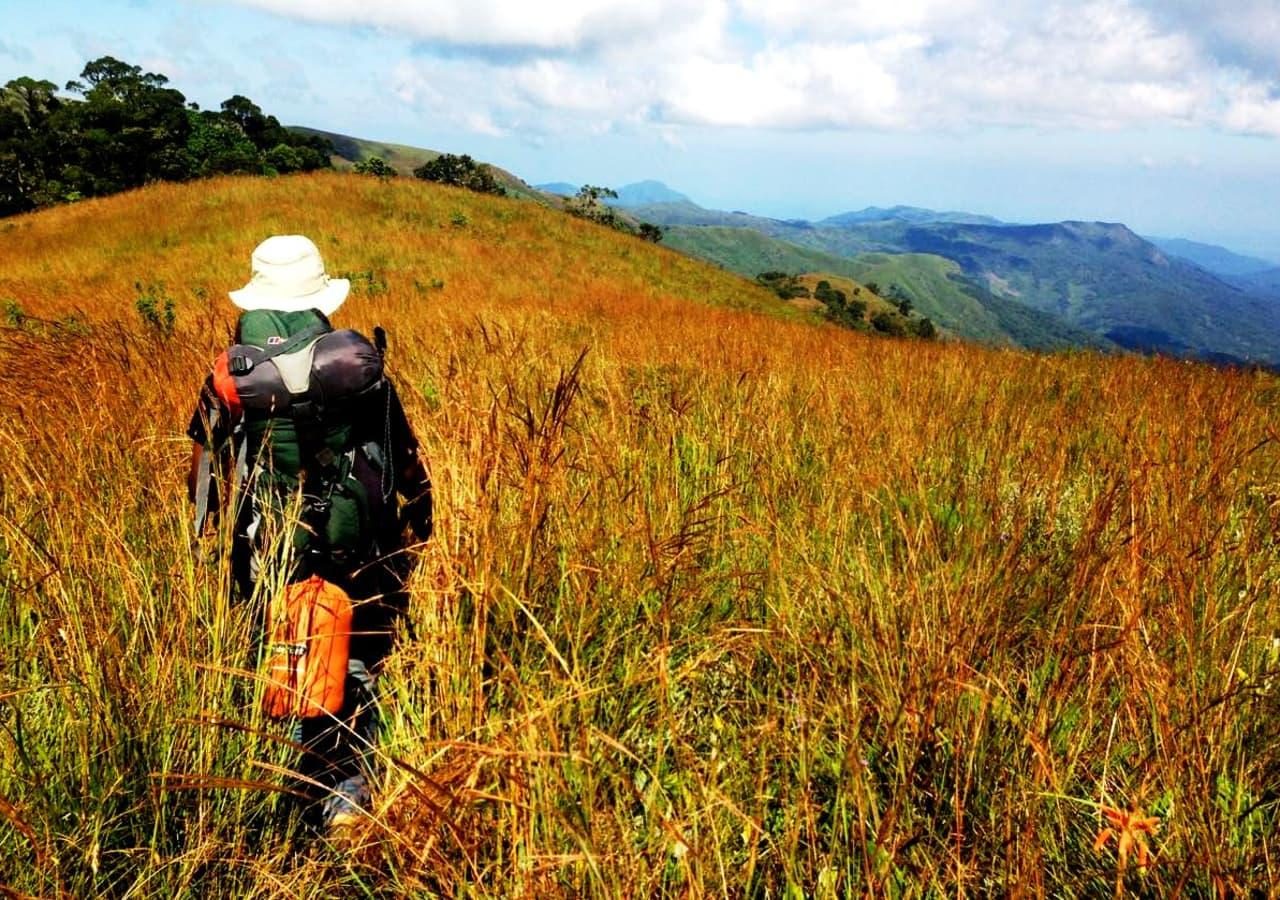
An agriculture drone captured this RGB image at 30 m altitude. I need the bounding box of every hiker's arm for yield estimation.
[399,450,433,541]
[187,442,203,502]
[386,380,433,540]
[186,374,235,528]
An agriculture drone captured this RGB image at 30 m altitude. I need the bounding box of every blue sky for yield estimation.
[3,0,1278,260]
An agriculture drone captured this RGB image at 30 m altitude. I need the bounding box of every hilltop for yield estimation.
[0,172,796,329]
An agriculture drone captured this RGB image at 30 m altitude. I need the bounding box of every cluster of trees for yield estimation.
[412,153,505,195]
[755,271,811,299]
[348,150,506,193]
[0,56,332,217]
[756,273,936,338]
[869,309,936,338]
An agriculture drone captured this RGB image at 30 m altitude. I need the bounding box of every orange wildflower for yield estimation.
[1093,805,1160,870]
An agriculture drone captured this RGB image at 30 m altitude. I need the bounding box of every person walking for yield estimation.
[186,234,432,829]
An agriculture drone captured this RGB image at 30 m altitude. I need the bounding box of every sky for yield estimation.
[2,0,1279,260]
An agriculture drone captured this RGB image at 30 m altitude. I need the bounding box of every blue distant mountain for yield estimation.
[1145,237,1277,278]
[535,182,579,197]
[610,180,693,207]
[535,180,693,207]
[1237,267,1280,295]
[821,206,1004,227]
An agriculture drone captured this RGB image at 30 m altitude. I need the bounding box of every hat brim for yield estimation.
[228,278,350,316]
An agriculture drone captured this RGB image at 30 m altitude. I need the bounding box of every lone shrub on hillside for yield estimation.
[134,282,175,336]
[4,299,25,328]
[871,310,905,335]
[814,279,847,306]
[638,222,665,243]
[354,156,396,179]
[567,185,622,226]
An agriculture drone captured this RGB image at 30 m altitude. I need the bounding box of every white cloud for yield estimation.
[1222,83,1280,137]
[1141,1,1280,78]
[227,0,723,52]
[224,0,1280,139]
[662,40,909,129]
[735,0,992,38]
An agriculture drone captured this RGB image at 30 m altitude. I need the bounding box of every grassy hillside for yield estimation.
[1,173,1279,897]
[663,223,866,278]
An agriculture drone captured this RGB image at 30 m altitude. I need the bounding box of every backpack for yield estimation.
[210,308,391,576]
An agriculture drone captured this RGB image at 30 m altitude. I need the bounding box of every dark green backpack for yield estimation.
[215,309,388,572]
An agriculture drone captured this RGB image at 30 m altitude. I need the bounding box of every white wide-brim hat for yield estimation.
[229,234,350,316]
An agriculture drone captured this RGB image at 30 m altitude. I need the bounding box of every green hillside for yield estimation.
[663,224,864,277]
[665,226,1108,351]
[843,253,1112,352]
[894,221,1280,364]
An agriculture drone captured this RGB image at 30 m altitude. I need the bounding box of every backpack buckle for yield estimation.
[302,497,332,535]
[229,355,254,376]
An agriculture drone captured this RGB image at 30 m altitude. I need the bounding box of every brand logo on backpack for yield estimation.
[266,335,285,346]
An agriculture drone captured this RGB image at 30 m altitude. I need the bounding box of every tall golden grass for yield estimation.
[0,172,1278,896]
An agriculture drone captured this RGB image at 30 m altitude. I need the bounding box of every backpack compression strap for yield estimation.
[227,320,329,375]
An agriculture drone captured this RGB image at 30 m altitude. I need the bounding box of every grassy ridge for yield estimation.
[289,126,551,202]
[1,174,1279,896]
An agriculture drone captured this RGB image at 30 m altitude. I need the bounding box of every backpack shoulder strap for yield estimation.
[192,407,218,534]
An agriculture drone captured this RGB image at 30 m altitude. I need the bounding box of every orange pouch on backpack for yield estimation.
[262,576,353,719]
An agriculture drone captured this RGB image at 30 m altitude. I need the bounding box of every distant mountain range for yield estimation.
[597,183,1280,366]
[821,206,1004,227]
[1145,238,1277,279]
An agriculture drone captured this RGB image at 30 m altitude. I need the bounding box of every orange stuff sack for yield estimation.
[262,576,353,719]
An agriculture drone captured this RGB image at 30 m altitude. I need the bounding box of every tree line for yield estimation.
[0,56,333,217]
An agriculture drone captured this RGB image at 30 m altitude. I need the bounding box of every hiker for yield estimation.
[186,234,433,829]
